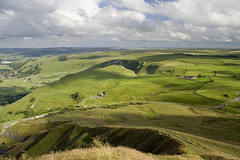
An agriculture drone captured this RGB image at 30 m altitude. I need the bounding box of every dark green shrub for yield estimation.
[58,55,67,61]
[29,97,36,102]
[71,92,84,102]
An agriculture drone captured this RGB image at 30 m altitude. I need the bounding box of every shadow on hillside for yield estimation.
[79,55,109,60]
[0,86,30,106]
[54,68,136,84]
[137,54,221,62]
[52,110,240,146]
[84,59,144,74]
[137,54,182,62]
[2,123,184,158]
[138,53,240,63]
[79,69,135,80]
[112,112,240,146]
[0,86,28,95]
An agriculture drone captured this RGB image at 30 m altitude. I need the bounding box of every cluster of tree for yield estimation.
[58,55,67,61]
[0,93,29,106]
[101,103,129,109]
[14,109,34,118]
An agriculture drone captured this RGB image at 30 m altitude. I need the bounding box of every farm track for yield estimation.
[1,113,51,136]
[0,96,103,136]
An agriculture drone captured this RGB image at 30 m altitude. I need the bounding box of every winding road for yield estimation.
[0,95,103,136]
[1,113,49,136]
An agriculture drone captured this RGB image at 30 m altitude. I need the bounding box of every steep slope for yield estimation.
[3,123,184,158]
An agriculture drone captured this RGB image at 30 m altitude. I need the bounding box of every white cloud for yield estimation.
[163,0,240,27]
[23,37,32,40]
[0,0,239,48]
[171,32,191,40]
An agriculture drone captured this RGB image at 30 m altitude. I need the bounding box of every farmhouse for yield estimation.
[99,91,105,98]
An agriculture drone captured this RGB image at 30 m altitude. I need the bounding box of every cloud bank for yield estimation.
[0,0,239,48]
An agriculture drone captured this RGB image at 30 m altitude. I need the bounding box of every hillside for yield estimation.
[0,49,240,159]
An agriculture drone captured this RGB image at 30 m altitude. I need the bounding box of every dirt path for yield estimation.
[0,96,104,135]
[1,113,50,136]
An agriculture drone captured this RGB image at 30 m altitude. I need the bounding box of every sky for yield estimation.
[0,0,240,48]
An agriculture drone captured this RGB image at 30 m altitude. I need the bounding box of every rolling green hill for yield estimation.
[1,49,240,159]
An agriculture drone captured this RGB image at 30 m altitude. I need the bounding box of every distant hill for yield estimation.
[0,47,112,57]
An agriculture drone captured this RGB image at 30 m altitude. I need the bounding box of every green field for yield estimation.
[0,49,240,159]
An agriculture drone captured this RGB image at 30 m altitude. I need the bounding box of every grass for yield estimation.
[26,123,75,157]
[2,102,240,159]
[35,141,157,160]
[45,104,240,147]
[2,122,184,157]
[196,77,240,101]
[1,49,240,125]
[1,49,240,159]
[0,67,217,119]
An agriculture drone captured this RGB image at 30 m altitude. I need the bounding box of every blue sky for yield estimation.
[0,0,239,48]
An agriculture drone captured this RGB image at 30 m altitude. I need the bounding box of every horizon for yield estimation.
[0,47,240,50]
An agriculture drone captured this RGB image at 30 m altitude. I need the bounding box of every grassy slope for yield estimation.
[1,49,240,159]
[0,64,222,121]
[1,49,240,124]
[2,103,240,159]
[0,52,117,102]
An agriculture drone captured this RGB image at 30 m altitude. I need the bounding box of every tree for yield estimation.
[58,55,67,61]
[29,97,36,102]
[71,92,84,102]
